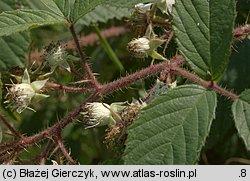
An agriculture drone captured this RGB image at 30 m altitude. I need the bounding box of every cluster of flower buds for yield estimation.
[4,69,49,113]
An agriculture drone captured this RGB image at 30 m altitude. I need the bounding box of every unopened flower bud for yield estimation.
[45,43,71,72]
[5,69,49,113]
[81,102,116,129]
[127,37,166,60]
[127,37,150,58]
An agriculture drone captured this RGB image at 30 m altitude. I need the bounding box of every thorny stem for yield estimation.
[55,135,75,165]
[0,113,22,139]
[45,82,93,92]
[49,145,60,159]
[171,66,239,100]
[17,94,99,149]
[1,54,241,163]
[100,56,184,95]
[68,23,100,89]
[39,139,54,165]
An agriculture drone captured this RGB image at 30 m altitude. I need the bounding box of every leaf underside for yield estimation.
[124,85,217,164]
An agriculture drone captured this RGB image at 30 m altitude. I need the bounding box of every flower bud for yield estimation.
[5,69,49,113]
[127,37,166,61]
[127,37,151,58]
[45,43,70,72]
[81,102,116,129]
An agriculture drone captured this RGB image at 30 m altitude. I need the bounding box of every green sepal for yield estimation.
[31,79,48,92]
[22,69,30,84]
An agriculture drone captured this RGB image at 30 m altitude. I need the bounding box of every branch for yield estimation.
[39,139,54,165]
[171,66,239,100]
[68,23,99,88]
[100,56,184,95]
[54,135,75,165]
[0,113,23,139]
[45,82,93,92]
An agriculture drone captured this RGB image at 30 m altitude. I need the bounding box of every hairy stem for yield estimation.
[100,56,184,95]
[68,23,99,89]
[55,135,75,164]
[0,113,22,139]
[40,139,54,165]
[46,82,93,92]
[171,66,239,100]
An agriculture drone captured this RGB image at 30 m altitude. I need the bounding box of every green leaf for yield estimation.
[205,97,234,150]
[0,0,15,12]
[41,0,70,18]
[77,5,131,26]
[232,90,250,150]
[0,32,29,70]
[106,0,159,8]
[173,0,236,80]
[123,85,217,164]
[71,0,156,23]
[0,9,66,37]
[71,0,105,22]
[0,0,30,70]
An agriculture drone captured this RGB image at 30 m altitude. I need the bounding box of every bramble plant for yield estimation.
[0,0,250,165]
